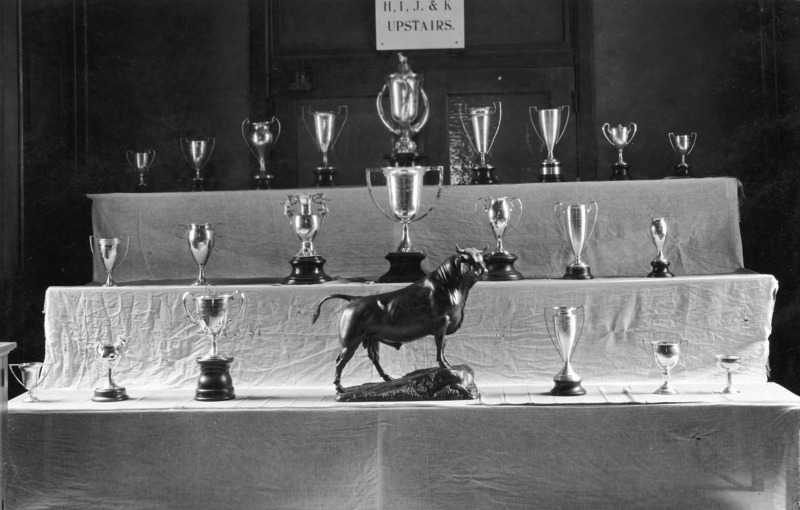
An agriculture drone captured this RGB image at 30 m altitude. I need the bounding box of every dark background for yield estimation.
[1,0,798,397]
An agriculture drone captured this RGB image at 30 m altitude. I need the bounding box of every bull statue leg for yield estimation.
[334,345,357,393]
[367,340,393,382]
[434,317,452,368]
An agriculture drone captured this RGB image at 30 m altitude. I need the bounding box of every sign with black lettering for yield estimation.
[375,0,465,50]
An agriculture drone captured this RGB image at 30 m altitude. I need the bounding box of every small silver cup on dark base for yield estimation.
[283,193,333,284]
[90,236,129,287]
[181,137,215,191]
[668,133,696,178]
[648,217,674,277]
[92,336,129,402]
[461,102,501,184]
[126,149,155,192]
[545,306,586,396]
[304,106,347,187]
[602,123,636,180]
[477,196,523,280]
[242,117,280,190]
[530,106,569,182]
[555,201,598,279]
[10,362,50,403]
[175,223,217,286]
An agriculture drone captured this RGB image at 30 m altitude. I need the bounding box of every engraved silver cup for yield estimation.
[90,236,129,287]
[715,354,742,394]
[461,102,501,168]
[183,290,245,360]
[554,201,598,279]
[126,149,155,189]
[602,123,637,165]
[529,106,570,165]
[285,193,329,257]
[92,336,129,402]
[477,196,522,255]
[669,133,697,167]
[10,362,50,403]
[544,306,586,396]
[303,107,348,169]
[180,137,215,181]
[377,53,430,154]
[652,341,681,394]
[175,223,217,285]
[242,117,280,176]
[366,166,443,252]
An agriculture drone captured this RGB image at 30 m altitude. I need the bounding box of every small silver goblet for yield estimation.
[715,354,742,394]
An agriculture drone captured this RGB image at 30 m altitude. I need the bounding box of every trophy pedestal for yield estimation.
[385,152,424,167]
[92,386,129,402]
[550,378,587,396]
[195,356,236,401]
[379,252,426,283]
[610,162,631,180]
[670,163,692,178]
[192,176,205,192]
[648,260,675,278]
[483,252,523,281]
[254,172,276,190]
[136,182,148,193]
[470,166,498,185]
[540,163,562,183]
[313,167,337,187]
[564,264,594,280]
[283,256,333,285]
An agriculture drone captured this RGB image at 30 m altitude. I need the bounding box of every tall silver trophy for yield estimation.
[90,236,129,287]
[555,201,598,279]
[283,193,333,284]
[461,102,502,184]
[92,336,129,402]
[126,149,155,192]
[476,196,523,280]
[648,217,674,277]
[175,223,217,285]
[242,117,280,190]
[668,132,697,178]
[529,106,570,182]
[303,106,348,186]
[180,137,215,191]
[602,122,637,180]
[367,166,444,282]
[10,362,50,403]
[544,306,586,396]
[377,53,430,165]
[183,289,246,401]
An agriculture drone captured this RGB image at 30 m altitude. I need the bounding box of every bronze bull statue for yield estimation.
[312,246,487,393]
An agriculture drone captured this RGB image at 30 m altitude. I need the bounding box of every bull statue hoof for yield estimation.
[335,365,479,402]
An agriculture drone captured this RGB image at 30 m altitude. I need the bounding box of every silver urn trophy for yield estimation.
[668,132,697,178]
[126,149,155,192]
[283,193,333,284]
[175,223,217,286]
[460,102,502,184]
[242,117,280,190]
[476,196,523,280]
[303,106,348,187]
[647,217,674,277]
[545,306,586,396]
[529,106,570,182]
[554,201,598,279]
[90,235,129,287]
[10,362,50,403]
[180,137,215,191]
[602,122,637,180]
[92,335,129,402]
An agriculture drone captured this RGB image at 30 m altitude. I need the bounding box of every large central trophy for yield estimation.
[530,106,570,182]
[303,106,348,186]
[242,117,280,190]
[283,193,333,284]
[461,102,502,184]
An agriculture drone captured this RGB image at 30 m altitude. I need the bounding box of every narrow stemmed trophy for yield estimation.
[90,235,129,287]
[554,201,598,279]
[544,306,586,396]
[183,289,245,401]
[529,106,570,182]
[377,53,430,166]
[648,217,674,277]
[668,132,697,178]
[180,137,215,191]
[175,223,217,285]
[652,341,681,395]
[10,362,50,403]
[715,354,742,394]
[242,117,280,190]
[125,149,155,192]
[602,123,637,180]
[461,102,502,184]
[303,106,348,186]
[476,196,523,280]
[92,336,129,402]
[283,193,333,284]
[366,166,443,282]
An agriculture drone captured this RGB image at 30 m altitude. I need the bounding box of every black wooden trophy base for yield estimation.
[648,260,675,278]
[92,387,129,402]
[609,162,631,180]
[254,172,276,190]
[313,167,337,187]
[564,264,594,280]
[378,252,427,283]
[665,163,692,179]
[550,378,587,396]
[470,166,498,185]
[384,152,424,167]
[283,256,333,285]
[483,252,524,281]
[192,176,205,192]
[540,162,562,183]
[195,356,235,401]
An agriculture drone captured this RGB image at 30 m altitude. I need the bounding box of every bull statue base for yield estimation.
[336,365,478,402]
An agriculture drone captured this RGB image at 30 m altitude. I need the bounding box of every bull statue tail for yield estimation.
[311,294,356,324]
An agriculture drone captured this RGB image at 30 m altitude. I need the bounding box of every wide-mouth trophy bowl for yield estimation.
[242,117,280,188]
[92,336,129,402]
[10,362,50,403]
[715,354,742,394]
[529,105,569,182]
[175,223,217,285]
[90,235,129,287]
[652,340,681,394]
[183,289,245,361]
[126,149,155,191]
[180,137,215,190]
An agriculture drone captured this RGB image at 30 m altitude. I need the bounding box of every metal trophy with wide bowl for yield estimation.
[183,289,245,401]
[476,196,523,280]
[10,362,50,403]
[529,105,569,182]
[602,122,637,180]
[242,117,280,190]
[91,335,129,402]
[554,201,598,279]
[460,102,501,184]
[90,235,129,287]
[303,106,347,186]
[544,306,586,396]
[175,223,218,286]
[283,193,333,284]
[126,149,155,192]
[668,132,697,178]
[180,137,215,191]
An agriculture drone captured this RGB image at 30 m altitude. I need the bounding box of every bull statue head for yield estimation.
[455,244,489,281]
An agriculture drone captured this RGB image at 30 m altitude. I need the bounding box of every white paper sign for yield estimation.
[375,0,465,50]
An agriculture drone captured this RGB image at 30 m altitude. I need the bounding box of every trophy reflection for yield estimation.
[92,336,129,402]
[668,132,696,178]
[242,117,280,190]
[715,354,742,394]
[90,235,129,287]
[554,201,598,279]
[183,289,245,401]
[175,223,217,285]
[545,306,586,396]
[10,362,50,403]
[652,341,681,394]
[461,102,502,184]
[530,106,570,182]
[181,137,215,191]
[126,149,155,192]
[602,123,637,180]
[303,106,348,187]
[283,193,333,284]
[367,166,443,283]
[476,196,523,280]
[648,217,674,277]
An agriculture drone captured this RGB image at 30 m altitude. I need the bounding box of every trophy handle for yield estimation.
[312,193,330,218]
[205,138,216,166]
[226,290,246,325]
[528,106,543,145]
[376,85,401,135]
[571,306,586,360]
[543,307,562,361]
[301,107,315,150]
[182,292,199,325]
[553,202,567,243]
[555,105,570,145]
[174,224,189,240]
[668,133,677,155]
[117,236,130,268]
[365,169,398,223]
[125,150,135,169]
[487,101,502,156]
[270,116,281,148]
[284,195,297,220]
[241,118,254,158]
[601,123,613,147]
[411,166,444,223]
[410,88,430,134]
[687,132,697,155]
[627,123,638,144]
[586,201,599,244]
[330,106,347,151]
[179,138,190,166]
[508,197,523,234]
[459,103,479,156]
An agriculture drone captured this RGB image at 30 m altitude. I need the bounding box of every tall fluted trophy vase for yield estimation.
[303,106,348,186]
[283,193,333,284]
[175,223,217,285]
[602,123,637,180]
[555,201,598,279]
[461,102,502,184]
[90,236,129,287]
[530,106,570,182]
[477,196,523,280]
[648,217,674,277]
[242,117,280,190]
[545,306,587,396]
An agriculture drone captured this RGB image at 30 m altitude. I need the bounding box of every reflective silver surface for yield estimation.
[460,102,501,168]
[242,117,280,175]
[652,341,681,394]
[126,149,155,187]
[303,107,347,168]
[93,336,128,399]
[545,306,584,384]
[180,137,215,179]
[668,132,697,165]
[715,354,742,394]
[649,217,669,264]
[376,53,430,154]
[90,236,129,287]
[529,106,570,164]
[10,362,50,403]
[183,290,245,360]
[554,202,598,271]
[477,196,521,255]
[601,122,637,164]
[284,193,329,257]
[175,223,216,285]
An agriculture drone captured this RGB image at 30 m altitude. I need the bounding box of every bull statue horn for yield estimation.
[456,244,466,254]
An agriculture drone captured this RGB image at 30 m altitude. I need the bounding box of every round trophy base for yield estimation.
[313,167,337,187]
[384,152,424,168]
[550,378,587,396]
[379,251,427,283]
[540,163,562,183]
[666,163,692,179]
[254,173,276,190]
[195,356,235,401]
[564,264,594,279]
[136,182,149,193]
[483,252,524,281]
[610,162,631,180]
[283,256,334,285]
[648,260,675,278]
[92,387,129,402]
[191,176,205,192]
[470,166,499,185]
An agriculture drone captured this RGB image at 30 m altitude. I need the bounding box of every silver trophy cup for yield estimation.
[652,341,681,394]
[303,106,348,169]
[648,217,674,277]
[529,105,570,182]
[477,196,523,280]
[180,137,215,190]
[285,193,329,257]
[10,362,50,403]
[90,235,129,287]
[715,354,742,394]
[544,306,586,396]
[602,123,637,165]
[92,336,129,402]
[242,117,280,186]
[554,201,598,279]
[377,53,430,155]
[668,132,697,177]
[183,290,245,361]
[175,223,217,285]
[461,102,502,184]
[126,149,155,190]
